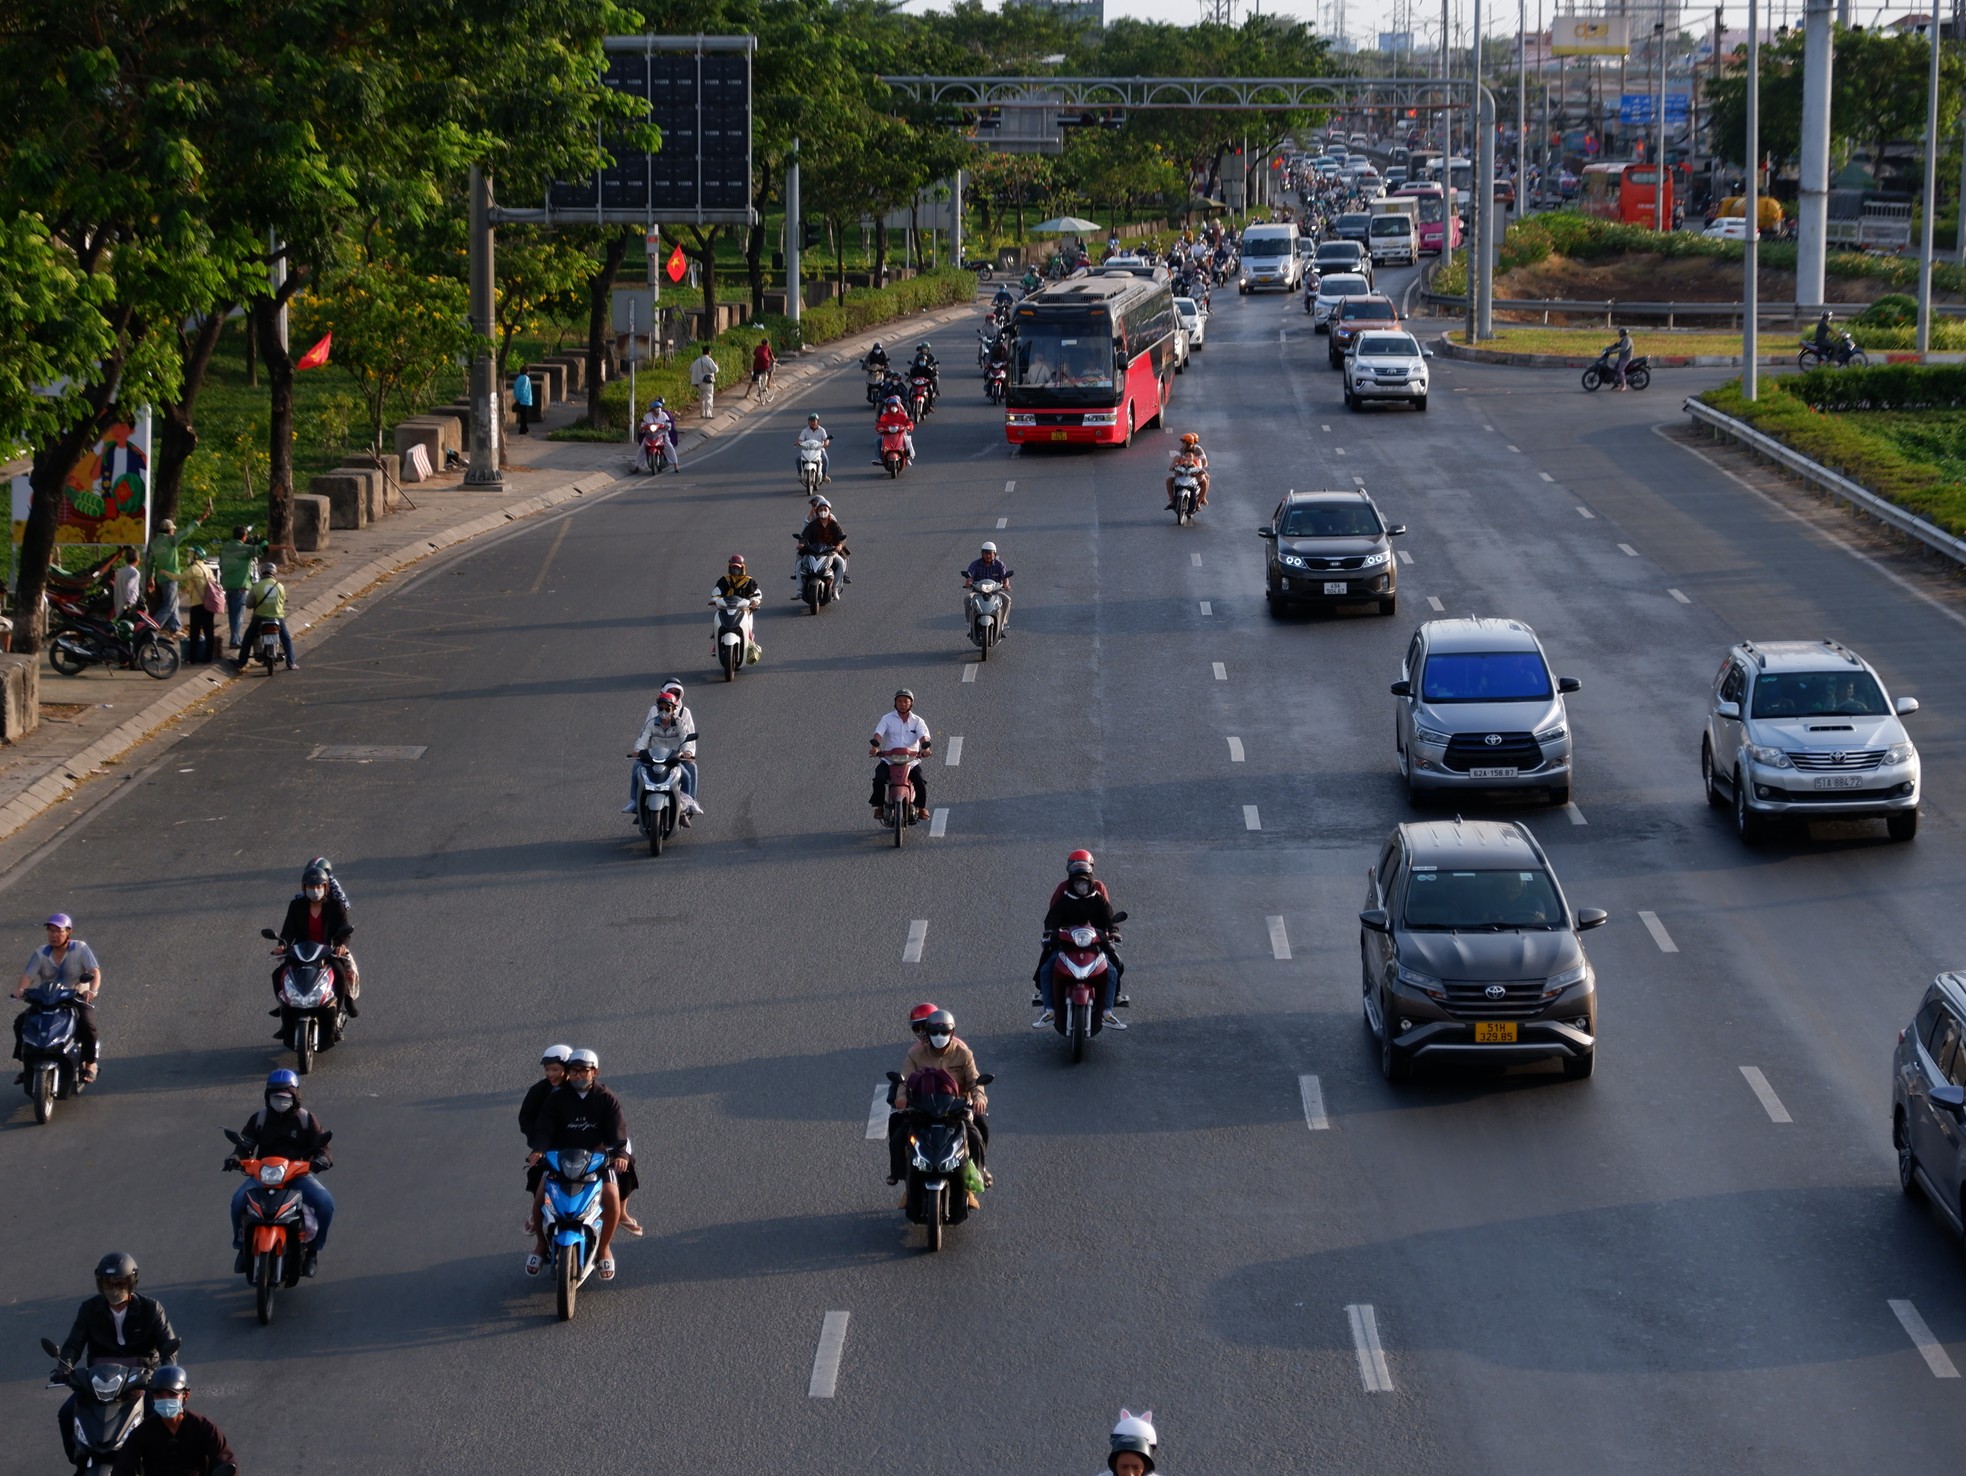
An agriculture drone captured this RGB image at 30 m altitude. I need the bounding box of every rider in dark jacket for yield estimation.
[1032,850,1127,1024]
[274,864,356,1017]
[56,1253,181,1462]
[228,1070,334,1270]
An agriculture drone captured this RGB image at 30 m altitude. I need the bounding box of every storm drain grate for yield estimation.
[307,745,428,763]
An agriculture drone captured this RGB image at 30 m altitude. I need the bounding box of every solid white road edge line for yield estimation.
[902,920,929,963]
[945,737,963,767]
[1227,736,1245,762]
[808,1311,851,1398]
[1347,1304,1394,1392]
[1637,910,1679,953]
[864,1086,888,1141]
[1739,1066,1793,1124]
[929,808,948,838]
[1889,1300,1961,1378]
[1267,916,1291,960]
[1213,662,1228,681]
[1299,1074,1329,1130]
[1668,587,1692,604]
[1243,805,1262,831]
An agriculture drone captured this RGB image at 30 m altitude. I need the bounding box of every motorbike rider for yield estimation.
[985,331,1012,385]
[1105,1409,1159,1475]
[962,540,1012,636]
[794,412,833,484]
[233,560,296,671]
[1021,265,1041,295]
[111,1364,237,1476]
[227,1069,335,1275]
[908,342,940,406]
[1813,310,1834,355]
[1608,326,1635,390]
[874,394,917,466]
[1033,849,1128,1028]
[623,682,702,825]
[12,912,101,1084]
[1166,432,1210,509]
[527,1048,633,1280]
[797,496,851,598]
[862,341,890,376]
[639,397,680,472]
[521,1043,572,1194]
[887,1005,991,1190]
[992,282,1017,317]
[273,863,357,1021]
[712,554,764,665]
[54,1253,182,1463]
[869,687,932,822]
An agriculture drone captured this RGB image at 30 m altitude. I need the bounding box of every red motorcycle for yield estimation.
[47,593,179,679]
[1043,913,1127,1062]
[984,360,1007,404]
[909,372,935,421]
[879,427,911,479]
[223,1128,324,1325]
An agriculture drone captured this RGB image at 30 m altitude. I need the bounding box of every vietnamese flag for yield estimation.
[295,332,332,371]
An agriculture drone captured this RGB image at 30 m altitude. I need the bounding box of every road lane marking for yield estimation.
[1668,587,1692,604]
[1227,736,1245,762]
[1267,916,1291,959]
[996,517,1007,529]
[865,1086,889,1140]
[1618,543,1639,556]
[1299,1074,1329,1130]
[1191,552,1203,567]
[529,516,574,594]
[929,808,948,837]
[808,1311,851,1397]
[1334,446,1348,456]
[1890,1301,1961,1377]
[1565,803,1588,825]
[1576,506,1595,519]
[1739,1067,1792,1123]
[902,920,929,963]
[1321,423,1332,431]
[961,665,976,684]
[1004,479,1015,492]
[1506,444,1521,453]
[1538,471,1554,482]
[945,737,963,767]
[1200,600,1212,615]
[1637,911,1678,953]
[1352,475,1366,484]
[1243,805,1262,830]
[1426,596,1444,611]
[1213,662,1227,681]
[1397,550,1413,565]
[1483,423,1494,431]
[1347,1304,1394,1392]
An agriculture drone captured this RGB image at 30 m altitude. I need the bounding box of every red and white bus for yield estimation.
[1579,162,1673,228]
[1391,182,1462,255]
[1004,273,1177,447]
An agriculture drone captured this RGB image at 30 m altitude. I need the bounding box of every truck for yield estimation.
[1367,208,1418,266]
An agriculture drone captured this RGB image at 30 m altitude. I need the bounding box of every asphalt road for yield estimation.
[2,265,1964,1474]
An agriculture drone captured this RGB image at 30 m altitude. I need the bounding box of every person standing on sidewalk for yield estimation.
[218,527,265,650]
[512,370,535,435]
[144,516,199,634]
[112,548,142,619]
[691,344,720,418]
[175,549,217,665]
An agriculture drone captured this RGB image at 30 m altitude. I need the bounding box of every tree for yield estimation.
[1832,27,1966,191]
[0,215,116,456]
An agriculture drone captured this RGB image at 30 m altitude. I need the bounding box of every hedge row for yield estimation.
[1697,374,1966,535]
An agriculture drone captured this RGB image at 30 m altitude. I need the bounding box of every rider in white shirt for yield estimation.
[794,414,832,482]
[623,682,703,823]
[639,399,679,471]
[868,689,932,821]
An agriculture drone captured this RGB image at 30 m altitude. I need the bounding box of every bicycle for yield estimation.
[748,367,776,405]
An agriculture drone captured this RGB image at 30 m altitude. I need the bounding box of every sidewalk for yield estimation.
[0,293,984,844]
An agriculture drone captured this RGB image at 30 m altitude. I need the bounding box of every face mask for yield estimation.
[928,1033,951,1049]
[1071,878,1092,897]
[304,887,325,901]
[152,1398,184,1419]
[268,1093,295,1113]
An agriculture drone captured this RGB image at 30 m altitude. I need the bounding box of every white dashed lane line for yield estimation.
[1191,552,1203,567]
[1299,1074,1329,1130]
[1227,736,1245,762]
[1739,1066,1793,1123]
[1668,588,1692,604]
[961,665,976,684]
[944,737,963,767]
[1890,1300,1961,1377]
[1243,805,1262,831]
[929,808,948,837]
[808,1311,852,1398]
[902,920,929,963]
[1637,911,1679,953]
[1397,550,1413,565]
[1576,506,1595,519]
[1200,600,1212,615]
[1267,916,1292,960]
[1539,471,1554,482]
[864,1086,888,1140]
[1004,479,1015,492]
[1426,596,1444,611]
[1213,662,1228,681]
[1335,447,1349,456]
[1565,803,1588,826]
[1347,1305,1395,1392]
[1618,543,1639,557]
[1506,444,1522,453]
[996,517,1007,529]
[1321,423,1332,432]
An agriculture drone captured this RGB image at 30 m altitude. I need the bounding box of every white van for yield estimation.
[1238,223,1304,293]
[1367,212,1417,267]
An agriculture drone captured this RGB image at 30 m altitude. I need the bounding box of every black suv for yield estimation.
[1258,488,1405,617]
[1359,819,1608,1082]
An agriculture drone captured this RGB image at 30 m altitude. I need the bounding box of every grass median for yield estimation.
[1447,327,1754,359]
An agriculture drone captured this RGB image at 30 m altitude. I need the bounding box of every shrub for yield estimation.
[1859,293,1918,328]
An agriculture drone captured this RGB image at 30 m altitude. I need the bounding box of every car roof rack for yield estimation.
[1821,638,1863,666]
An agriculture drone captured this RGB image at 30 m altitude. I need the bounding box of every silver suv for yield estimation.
[1390,618,1580,805]
[1701,640,1920,843]
[1892,972,1966,1246]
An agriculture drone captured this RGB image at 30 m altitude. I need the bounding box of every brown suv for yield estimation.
[1329,295,1400,368]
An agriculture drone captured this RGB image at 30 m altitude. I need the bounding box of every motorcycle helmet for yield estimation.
[1180,432,1200,448]
[884,395,903,408]
[806,413,822,425]
[266,1068,300,1092]
[727,554,746,574]
[306,855,335,881]
[909,1002,939,1035]
[894,688,914,704]
[1067,849,1096,876]
[150,1365,190,1397]
[922,1008,955,1048]
[301,865,329,895]
[916,342,930,354]
[541,1043,573,1066]
[94,1251,140,1298]
[568,1048,600,1072]
[981,541,997,554]
[1109,1408,1158,1472]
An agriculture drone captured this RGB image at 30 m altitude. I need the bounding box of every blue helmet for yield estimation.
[266,1069,299,1092]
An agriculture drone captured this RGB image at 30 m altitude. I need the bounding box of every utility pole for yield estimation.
[786,137,802,332]
[1655,8,1668,230]
[465,166,502,488]
[1745,0,1760,400]
[1796,0,1833,309]
[1917,8,1942,354]
[1518,0,1528,215]
[1469,0,1485,344]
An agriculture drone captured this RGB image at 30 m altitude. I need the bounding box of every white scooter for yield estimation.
[1171,467,1201,525]
[963,575,1009,660]
[709,593,759,681]
[629,742,690,856]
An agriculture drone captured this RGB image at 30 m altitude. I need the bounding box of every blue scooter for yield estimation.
[19,984,89,1124]
[541,1147,608,1320]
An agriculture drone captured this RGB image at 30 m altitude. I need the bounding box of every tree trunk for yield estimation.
[746,219,767,319]
[832,220,846,300]
[686,226,721,342]
[153,306,232,528]
[585,229,631,426]
[256,296,297,562]
[874,222,888,288]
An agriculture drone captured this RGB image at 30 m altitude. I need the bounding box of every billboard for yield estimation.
[10,412,151,554]
[1551,15,1632,54]
[1619,93,1691,125]
[1378,31,1415,52]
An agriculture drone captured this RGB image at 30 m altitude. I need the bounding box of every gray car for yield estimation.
[1360,819,1607,1082]
[1259,488,1404,616]
[1892,972,1966,1245]
[1701,639,1920,843]
[1391,618,1580,805]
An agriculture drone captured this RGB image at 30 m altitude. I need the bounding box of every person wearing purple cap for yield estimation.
[12,915,101,1083]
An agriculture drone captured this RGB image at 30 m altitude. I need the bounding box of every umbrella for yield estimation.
[1184,195,1228,214]
[1030,216,1104,235]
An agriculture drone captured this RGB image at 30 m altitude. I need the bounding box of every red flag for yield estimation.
[295,332,332,371]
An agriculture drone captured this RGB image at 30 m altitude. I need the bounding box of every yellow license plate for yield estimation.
[1050,429,1069,441]
[1474,1021,1518,1043]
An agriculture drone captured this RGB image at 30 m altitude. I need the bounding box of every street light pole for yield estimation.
[1916,8,1941,356]
[1745,0,1760,400]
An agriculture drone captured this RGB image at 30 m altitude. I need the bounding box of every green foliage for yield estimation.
[295,257,475,453]
[0,214,116,453]
[1781,363,1966,413]
[1860,294,1919,328]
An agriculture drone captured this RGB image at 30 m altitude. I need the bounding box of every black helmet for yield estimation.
[306,855,334,879]
[301,865,329,890]
[150,1365,190,1397]
[1109,1409,1158,1472]
[94,1251,139,1295]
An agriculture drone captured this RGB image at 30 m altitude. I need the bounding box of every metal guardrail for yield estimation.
[1421,291,1966,328]
[1682,397,1966,568]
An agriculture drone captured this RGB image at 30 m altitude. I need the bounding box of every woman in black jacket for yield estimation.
[274,864,357,1017]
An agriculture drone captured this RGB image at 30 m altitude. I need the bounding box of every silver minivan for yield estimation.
[1391,618,1580,805]
[1893,972,1966,1246]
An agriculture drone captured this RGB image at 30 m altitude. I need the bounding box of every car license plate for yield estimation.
[1474,1022,1518,1043]
[1323,581,1349,595]
[1469,766,1519,779]
[1050,430,1068,442]
[1812,775,1863,790]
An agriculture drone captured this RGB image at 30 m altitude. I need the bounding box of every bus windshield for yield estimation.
[1014,324,1117,400]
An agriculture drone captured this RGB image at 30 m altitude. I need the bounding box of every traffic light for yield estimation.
[801,220,823,251]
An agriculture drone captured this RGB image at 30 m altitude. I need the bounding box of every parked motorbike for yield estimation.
[1044,916,1127,1063]
[883,1069,994,1252]
[909,372,935,421]
[709,593,756,681]
[17,983,90,1124]
[47,599,179,680]
[539,1147,609,1320]
[1798,333,1868,370]
[1171,466,1201,525]
[1580,350,1652,392]
[629,744,688,857]
[984,360,1007,404]
[795,537,841,615]
[222,1127,324,1325]
[249,620,283,677]
[963,574,1008,660]
[797,441,825,496]
[260,929,345,1075]
[875,747,924,848]
[38,1342,151,1472]
[880,427,910,479]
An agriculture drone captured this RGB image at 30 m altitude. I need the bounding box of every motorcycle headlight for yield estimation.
[940,1147,966,1172]
[1395,961,1446,999]
[1358,550,1390,568]
[1884,742,1915,765]
[1541,962,1589,998]
[1747,744,1793,769]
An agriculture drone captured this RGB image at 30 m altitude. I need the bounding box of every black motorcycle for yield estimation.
[17,983,90,1124]
[884,1070,993,1252]
[1581,349,1652,392]
[984,360,1007,404]
[1798,333,1869,370]
[47,604,179,680]
[260,930,345,1074]
[39,1342,152,1472]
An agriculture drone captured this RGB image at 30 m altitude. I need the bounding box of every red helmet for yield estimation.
[1066,849,1095,876]
[909,1002,939,1034]
[727,553,746,568]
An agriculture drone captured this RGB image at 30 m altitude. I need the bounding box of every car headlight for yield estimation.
[1395,961,1446,999]
[1534,723,1566,743]
[1884,742,1915,765]
[1358,550,1390,568]
[1541,962,1589,998]
[1746,744,1793,769]
[1280,553,1308,569]
[1413,725,1450,746]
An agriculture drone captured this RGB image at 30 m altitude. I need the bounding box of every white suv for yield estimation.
[1701,639,1921,843]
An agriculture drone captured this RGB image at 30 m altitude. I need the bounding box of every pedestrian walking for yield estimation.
[691,344,720,418]
[512,370,534,435]
[218,527,265,650]
[112,548,142,619]
[176,549,217,665]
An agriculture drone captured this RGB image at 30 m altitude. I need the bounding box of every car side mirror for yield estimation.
[1112,910,1129,923]
[1359,908,1391,933]
[1575,908,1609,931]
[260,928,278,940]
[1386,523,1407,536]
[976,1073,996,1086]
[1557,677,1581,694]
[1421,348,1434,358]
[1895,696,1920,716]
[1258,528,1277,539]
[1932,1084,1966,1117]
[1389,679,1412,697]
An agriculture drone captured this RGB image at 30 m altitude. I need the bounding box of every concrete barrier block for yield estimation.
[311,471,367,530]
[292,494,331,553]
[406,414,460,459]
[341,452,400,486]
[547,355,587,394]
[523,363,566,402]
[392,419,443,470]
[0,653,38,742]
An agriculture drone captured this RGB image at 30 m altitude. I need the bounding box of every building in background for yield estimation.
[1008,0,1104,26]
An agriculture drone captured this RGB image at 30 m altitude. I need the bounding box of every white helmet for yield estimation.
[568,1048,599,1070]
[1109,1409,1157,1472]
[541,1043,573,1065]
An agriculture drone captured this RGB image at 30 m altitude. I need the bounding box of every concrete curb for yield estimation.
[1432,333,1966,370]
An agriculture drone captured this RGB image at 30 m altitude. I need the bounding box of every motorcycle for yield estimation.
[879,426,911,479]
[259,929,346,1076]
[638,424,674,474]
[797,441,826,496]
[794,537,841,615]
[222,1127,324,1325]
[1171,466,1201,525]
[883,1069,994,1252]
[47,599,179,681]
[875,746,924,848]
[539,1146,609,1320]
[864,365,890,404]
[249,619,284,677]
[1580,349,1651,392]
[629,743,689,857]
[17,983,90,1124]
[984,360,1007,404]
[1798,333,1868,370]
[963,574,1008,660]
[38,1343,152,1472]
[909,371,935,421]
[1044,916,1127,1063]
[709,593,757,681]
